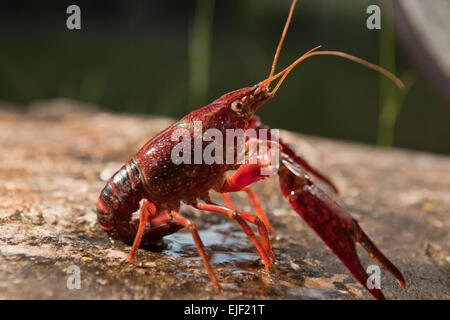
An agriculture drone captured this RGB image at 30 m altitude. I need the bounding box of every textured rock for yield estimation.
[0,99,448,299]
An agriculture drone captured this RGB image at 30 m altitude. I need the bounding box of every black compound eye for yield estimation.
[231,101,243,112]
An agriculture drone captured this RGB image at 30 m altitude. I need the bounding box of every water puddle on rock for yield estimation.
[286,286,344,299]
[163,222,259,273]
[287,274,349,299]
[161,223,350,299]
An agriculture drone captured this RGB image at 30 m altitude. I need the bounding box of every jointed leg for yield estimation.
[242,187,278,239]
[218,139,279,240]
[219,193,275,261]
[219,192,234,209]
[171,211,220,287]
[128,199,156,263]
[194,202,279,275]
[220,188,277,239]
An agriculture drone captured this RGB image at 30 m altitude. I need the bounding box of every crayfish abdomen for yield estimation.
[97,159,183,246]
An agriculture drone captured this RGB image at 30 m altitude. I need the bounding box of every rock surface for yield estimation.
[0,99,448,300]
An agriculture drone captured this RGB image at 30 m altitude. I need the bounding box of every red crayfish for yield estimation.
[97,0,405,299]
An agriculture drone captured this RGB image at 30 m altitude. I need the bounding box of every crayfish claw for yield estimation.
[356,225,406,291]
[278,156,405,299]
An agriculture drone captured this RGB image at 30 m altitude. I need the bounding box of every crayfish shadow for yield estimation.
[121,239,168,253]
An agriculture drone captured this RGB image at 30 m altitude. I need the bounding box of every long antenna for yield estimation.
[269,49,405,96]
[261,45,322,87]
[269,0,298,78]
[263,0,404,96]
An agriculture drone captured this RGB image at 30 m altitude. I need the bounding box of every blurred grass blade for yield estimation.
[377,1,398,147]
[189,0,215,110]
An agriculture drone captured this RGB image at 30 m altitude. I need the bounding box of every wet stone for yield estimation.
[0,99,449,299]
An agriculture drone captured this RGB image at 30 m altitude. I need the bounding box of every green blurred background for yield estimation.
[0,0,449,154]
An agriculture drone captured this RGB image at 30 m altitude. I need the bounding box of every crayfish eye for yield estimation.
[231,101,243,113]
